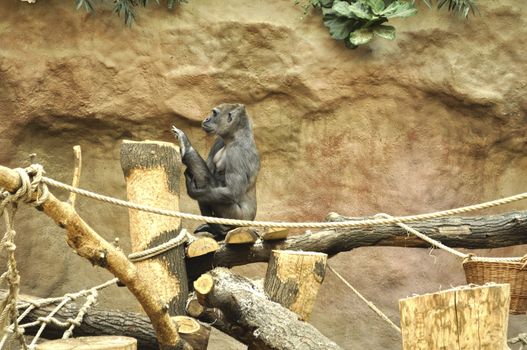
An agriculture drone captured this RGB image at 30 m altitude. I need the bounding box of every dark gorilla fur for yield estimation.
[172,103,260,239]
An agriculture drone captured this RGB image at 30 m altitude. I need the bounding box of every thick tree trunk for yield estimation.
[186,211,527,278]
[194,268,342,350]
[120,140,188,315]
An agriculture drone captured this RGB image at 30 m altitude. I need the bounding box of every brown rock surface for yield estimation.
[1,0,526,348]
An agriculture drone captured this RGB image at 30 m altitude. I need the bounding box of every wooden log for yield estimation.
[185,211,527,277]
[195,268,342,350]
[260,228,289,241]
[120,140,188,316]
[186,236,219,258]
[172,316,210,350]
[399,284,510,350]
[185,294,205,318]
[35,336,137,350]
[264,250,327,320]
[224,227,258,244]
[0,166,185,349]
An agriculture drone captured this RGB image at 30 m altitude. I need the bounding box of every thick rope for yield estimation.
[328,264,401,334]
[0,164,48,350]
[127,229,192,262]
[40,175,527,229]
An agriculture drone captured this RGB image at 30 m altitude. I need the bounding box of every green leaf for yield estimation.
[323,15,355,40]
[379,1,417,18]
[373,24,396,40]
[365,0,385,14]
[349,28,374,45]
[347,1,375,20]
[332,1,353,17]
[75,0,94,13]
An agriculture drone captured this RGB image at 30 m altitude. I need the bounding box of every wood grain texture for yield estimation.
[264,250,327,320]
[399,284,510,350]
[36,336,137,350]
[120,140,188,316]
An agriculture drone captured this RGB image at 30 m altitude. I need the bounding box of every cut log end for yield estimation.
[36,336,137,350]
[186,237,220,257]
[194,274,214,303]
[260,228,289,241]
[186,295,205,318]
[172,316,211,350]
[225,227,259,245]
[172,315,200,334]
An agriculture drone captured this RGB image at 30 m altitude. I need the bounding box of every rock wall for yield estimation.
[0,0,526,348]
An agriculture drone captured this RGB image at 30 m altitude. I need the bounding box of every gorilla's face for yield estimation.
[202,103,245,138]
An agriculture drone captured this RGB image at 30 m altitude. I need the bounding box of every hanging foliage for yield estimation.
[311,0,418,48]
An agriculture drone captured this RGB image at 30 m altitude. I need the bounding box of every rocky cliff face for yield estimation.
[0,1,526,348]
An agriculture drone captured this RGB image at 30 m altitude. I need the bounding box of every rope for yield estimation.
[0,165,47,350]
[127,229,193,262]
[0,278,118,349]
[328,264,401,334]
[40,174,527,229]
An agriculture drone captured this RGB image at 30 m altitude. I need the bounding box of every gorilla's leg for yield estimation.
[194,223,233,240]
[173,127,217,188]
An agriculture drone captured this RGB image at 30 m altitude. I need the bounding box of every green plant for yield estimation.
[75,0,186,26]
[422,0,478,18]
[311,0,417,48]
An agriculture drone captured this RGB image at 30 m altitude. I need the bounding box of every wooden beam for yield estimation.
[184,211,527,277]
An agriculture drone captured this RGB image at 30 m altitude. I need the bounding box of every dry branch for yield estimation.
[194,268,342,350]
[0,165,186,350]
[185,211,527,277]
[67,145,82,207]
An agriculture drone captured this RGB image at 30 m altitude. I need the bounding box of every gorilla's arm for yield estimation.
[186,153,254,204]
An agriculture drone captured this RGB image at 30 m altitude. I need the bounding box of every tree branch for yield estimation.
[186,211,527,278]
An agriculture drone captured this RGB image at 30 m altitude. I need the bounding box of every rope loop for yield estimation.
[128,229,191,262]
[1,164,49,215]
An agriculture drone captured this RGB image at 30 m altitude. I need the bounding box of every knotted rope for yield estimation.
[0,164,50,350]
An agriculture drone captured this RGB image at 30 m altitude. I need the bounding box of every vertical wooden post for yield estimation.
[399,284,510,350]
[120,140,188,316]
[264,250,327,321]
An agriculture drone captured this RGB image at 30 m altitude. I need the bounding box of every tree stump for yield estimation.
[120,140,188,315]
[399,284,510,350]
[36,336,137,350]
[264,250,328,320]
